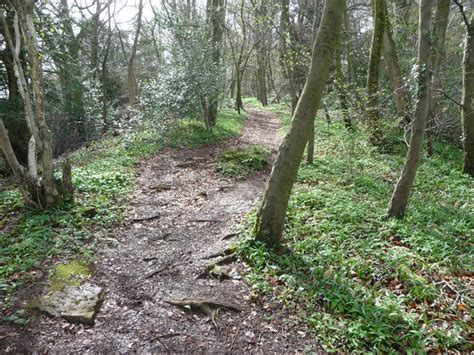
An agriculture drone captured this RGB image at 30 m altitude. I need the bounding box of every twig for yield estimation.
[433,89,463,108]
[229,325,242,352]
[188,219,220,223]
[156,337,169,350]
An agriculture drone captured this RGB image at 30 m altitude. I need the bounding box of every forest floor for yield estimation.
[1,107,318,352]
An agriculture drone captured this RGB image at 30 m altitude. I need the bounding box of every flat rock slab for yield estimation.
[40,283,105,325]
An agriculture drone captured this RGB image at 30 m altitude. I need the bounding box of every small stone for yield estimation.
[40,283,105,325]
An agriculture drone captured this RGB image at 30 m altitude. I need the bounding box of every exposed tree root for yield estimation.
[202,247,236,259]
[163,298,243,313]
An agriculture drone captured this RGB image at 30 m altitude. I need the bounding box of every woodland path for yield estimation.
[6,108,316,353]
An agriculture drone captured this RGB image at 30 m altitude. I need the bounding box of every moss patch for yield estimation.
[49,260,91,292]
[216,145,270,179]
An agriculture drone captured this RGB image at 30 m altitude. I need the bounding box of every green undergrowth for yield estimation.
[0,109,246,316]
[217,145,271,179]
[238,107,473,352]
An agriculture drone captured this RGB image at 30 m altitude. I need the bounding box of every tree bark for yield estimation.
[254,0,344,244]
[387,0,433,218]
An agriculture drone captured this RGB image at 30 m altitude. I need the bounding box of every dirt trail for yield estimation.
[4,108,315,353]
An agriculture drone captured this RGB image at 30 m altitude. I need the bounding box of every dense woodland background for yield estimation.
[0,0,473,352]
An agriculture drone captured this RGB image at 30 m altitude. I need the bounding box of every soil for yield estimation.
[1,107,318,353]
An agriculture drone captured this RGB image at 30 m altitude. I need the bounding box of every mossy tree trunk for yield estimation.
[254,0,344,244]
[387,0,433,218]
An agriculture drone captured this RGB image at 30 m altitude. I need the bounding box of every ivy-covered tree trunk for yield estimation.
[387,0,433,218]
[366,0,385,144]
[254,0,344,244]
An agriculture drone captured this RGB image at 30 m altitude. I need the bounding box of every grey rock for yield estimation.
[40,283,105,325]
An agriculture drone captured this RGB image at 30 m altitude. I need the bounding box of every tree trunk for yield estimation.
[335,26,351,130]
[366,0,385,144]
[462,15,474,177]
[254,0,344,244]
[128,0,143,106]
[208,0,225,126]
[235,69,243,114]
[0,10,30,164]
[306,0,324,163]
[58,0,86,139]
[387,0,433,218]
[381,2,411,126]
[426,0,450,156]
[280,0,299,114]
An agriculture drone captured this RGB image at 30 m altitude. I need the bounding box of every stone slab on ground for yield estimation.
[40,283,105,325]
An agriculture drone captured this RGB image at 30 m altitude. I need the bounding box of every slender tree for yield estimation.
[455,2,474,177]
[208,0,225,126]
[381,1,411,126]
[366,0,385,144]
[254,0,345,244]
[426,0,450,156]
[387,0,433,218]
